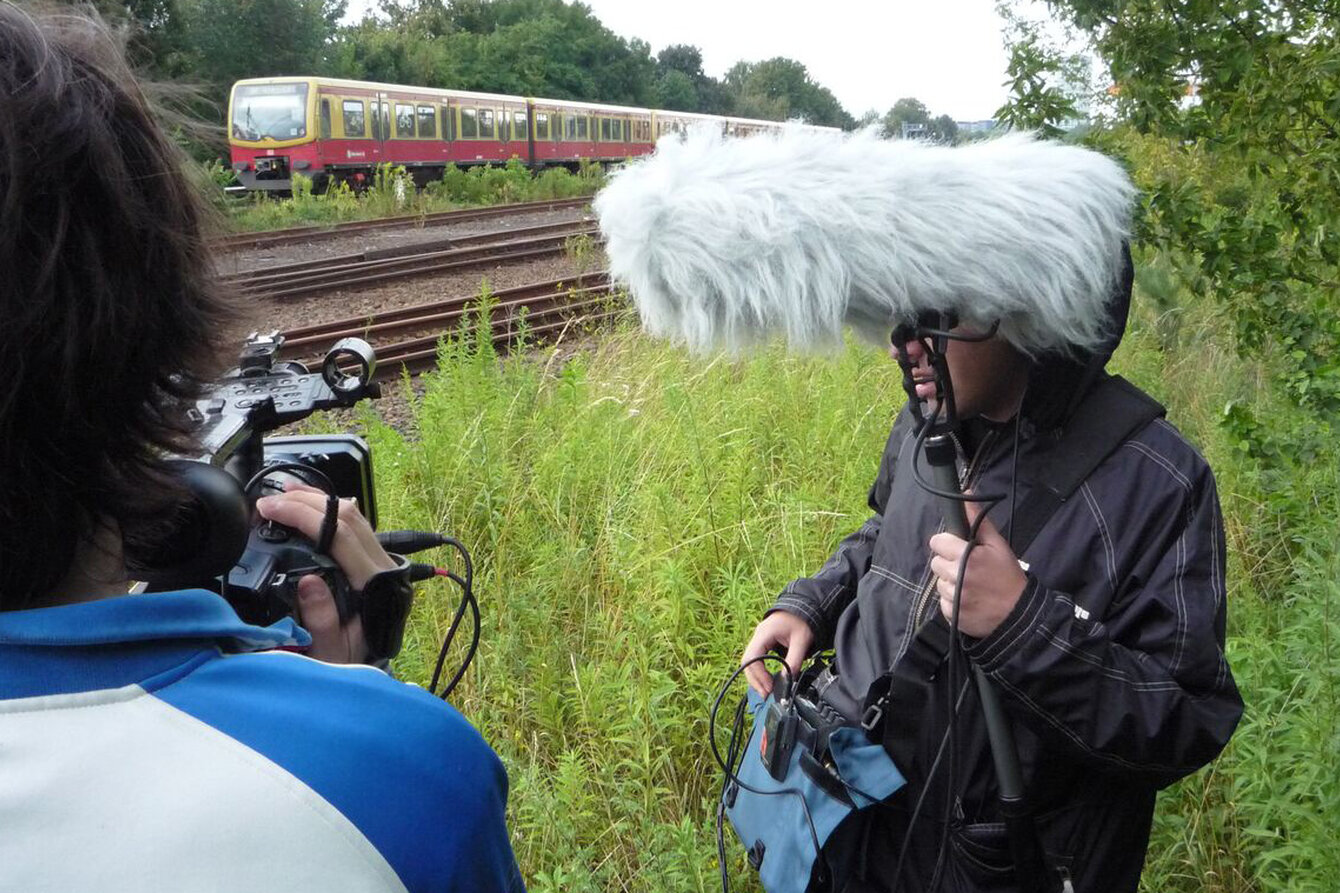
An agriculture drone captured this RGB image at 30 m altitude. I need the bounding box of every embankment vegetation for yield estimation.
[208,158,603,233]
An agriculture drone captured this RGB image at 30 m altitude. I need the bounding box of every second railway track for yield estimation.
[222,218,601,301]
[279,271,622,382]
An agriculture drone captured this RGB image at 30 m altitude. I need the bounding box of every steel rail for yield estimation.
[229,224,601,301]
[277,270,624,381]
[278,273,610,352]
[220,217,596,283]
[367,295,624,382]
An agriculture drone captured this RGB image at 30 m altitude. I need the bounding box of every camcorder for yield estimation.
[138,332,423,665]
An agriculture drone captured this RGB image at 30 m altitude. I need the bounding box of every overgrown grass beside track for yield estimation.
[207,158,604,233]
[311,273,1335,892]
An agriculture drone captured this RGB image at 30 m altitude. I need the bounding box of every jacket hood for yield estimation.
[1021,242,1134,429]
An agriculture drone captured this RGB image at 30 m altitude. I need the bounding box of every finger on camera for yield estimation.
[256,491,367,545]
[297,575,368,664]
[255,496,389,586]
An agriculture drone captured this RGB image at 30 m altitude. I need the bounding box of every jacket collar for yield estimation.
[0,591,309,700]
[0,590,307,651]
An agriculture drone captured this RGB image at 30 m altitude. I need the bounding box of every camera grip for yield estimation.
[352,554,414,662]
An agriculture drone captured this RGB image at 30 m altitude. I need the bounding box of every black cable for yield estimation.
[890,391,1014,893]
[430,536,478,699]
[710,656,829,891]
[716,694,750,893]
[436,570,479,699]
[889,676,972,893]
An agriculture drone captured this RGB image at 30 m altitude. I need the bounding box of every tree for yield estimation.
[179,0,346,88]
[63,0,192,75]
[993,29,1080,138]
[655,69,697,111]
[1036,0,1340,456]
[654,43,723,112]
[656,44,705,81]
[882,97,930,138]
[930,113,959,143]
[725,57,853,127]
[341,0,655,105]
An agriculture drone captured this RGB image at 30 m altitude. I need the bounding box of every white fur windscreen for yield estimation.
[593,128,1136,356]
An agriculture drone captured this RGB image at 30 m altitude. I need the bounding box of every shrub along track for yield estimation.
[212,196,593,252]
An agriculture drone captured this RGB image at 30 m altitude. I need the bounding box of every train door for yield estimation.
[525,101,537,165]
[369,93,390,165]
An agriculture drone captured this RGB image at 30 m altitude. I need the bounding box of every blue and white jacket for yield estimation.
[0,590,525,892]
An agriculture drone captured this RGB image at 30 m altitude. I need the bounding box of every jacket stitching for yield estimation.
[1171,531,1188,674]
[1079,482,1118,596]
[1124,441,1192,491]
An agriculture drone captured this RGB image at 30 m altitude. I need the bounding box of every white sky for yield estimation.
[345,1,1043,121]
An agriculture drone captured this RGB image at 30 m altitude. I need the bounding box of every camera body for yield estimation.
[141,332,390,635]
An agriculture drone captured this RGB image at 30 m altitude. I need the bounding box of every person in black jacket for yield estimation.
[741,256,1243,893]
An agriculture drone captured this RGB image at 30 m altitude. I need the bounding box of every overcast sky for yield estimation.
[346,1,1045,121]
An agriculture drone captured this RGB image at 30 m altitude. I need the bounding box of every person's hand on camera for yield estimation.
[255,485,397,664]
[741,611,815,698]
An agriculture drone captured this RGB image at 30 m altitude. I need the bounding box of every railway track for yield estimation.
[222,218,601,300]
[213,196,593,252]
[280,271,621,381]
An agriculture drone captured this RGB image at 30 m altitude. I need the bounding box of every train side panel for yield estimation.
[228,76,831,192]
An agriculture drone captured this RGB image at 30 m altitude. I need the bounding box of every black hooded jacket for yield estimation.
[770,254,1243,892]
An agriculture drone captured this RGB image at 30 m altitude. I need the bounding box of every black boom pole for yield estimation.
[922,431,1055,893]
[895,315,1062,893]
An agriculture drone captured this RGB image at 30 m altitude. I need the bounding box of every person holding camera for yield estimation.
[0,5,523,890]
[739,251,1243,892]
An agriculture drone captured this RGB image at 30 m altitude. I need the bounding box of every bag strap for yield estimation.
[1007,373,1165,556]
[862,374,1166,746]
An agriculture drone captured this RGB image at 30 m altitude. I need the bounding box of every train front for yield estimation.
[228,78,322,192]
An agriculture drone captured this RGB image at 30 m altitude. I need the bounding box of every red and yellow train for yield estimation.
[229,76,829,192]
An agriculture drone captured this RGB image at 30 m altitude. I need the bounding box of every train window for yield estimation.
[461,107,478,139]
[342,100,366,138]
[563,114,576,141]
[576,116,589,140]
[380,102,391,141]
[479,108,495,139]
[395,103,414,138]
[513,110,528,140]
[319,99,332,139]
[418,105,436,138]
[500,112,510,141]
[441,105,455,140]
[534,112,549,140]
[599,117,610,141]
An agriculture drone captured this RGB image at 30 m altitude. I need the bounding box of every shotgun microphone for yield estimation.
[594,128,1135,356]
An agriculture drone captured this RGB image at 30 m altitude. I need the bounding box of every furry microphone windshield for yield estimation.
[593,128,1136,356]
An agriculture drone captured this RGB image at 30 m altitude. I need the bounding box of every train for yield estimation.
[228,76,837,193]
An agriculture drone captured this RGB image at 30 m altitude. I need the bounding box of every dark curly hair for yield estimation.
[0,3,233,610]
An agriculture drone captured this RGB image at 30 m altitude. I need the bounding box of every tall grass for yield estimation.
[321,273,1336,891]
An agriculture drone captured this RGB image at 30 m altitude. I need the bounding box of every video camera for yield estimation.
[138,331,415,662]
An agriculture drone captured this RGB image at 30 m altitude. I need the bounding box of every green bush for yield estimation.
[224,161,598,233]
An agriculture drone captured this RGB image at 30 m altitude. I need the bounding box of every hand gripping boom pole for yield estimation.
[900,320,1063,893]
